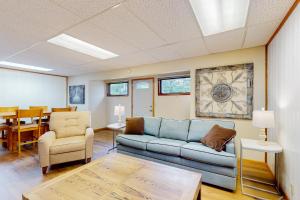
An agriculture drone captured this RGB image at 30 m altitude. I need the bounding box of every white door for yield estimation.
[132,79,154,117]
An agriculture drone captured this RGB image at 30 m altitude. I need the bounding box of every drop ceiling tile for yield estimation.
[52,0,123,19]
[172,37,208,59]
[107,51,158,68]
[70,60,122,73]
[88,4,166,50]
[247,0,294,26]
[204,29,245,53]
[0,0,81,40]
[65,22,138,55]
[244,20,280,48]
[146,44,182,62]
[125,0,202,43]
[146,37,208,62]
[6,42,97,69]
[0,24,41,60]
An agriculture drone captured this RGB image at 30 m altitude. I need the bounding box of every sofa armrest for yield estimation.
[38,131,56,167]
[225,139,235,154]
[85,128,94,159]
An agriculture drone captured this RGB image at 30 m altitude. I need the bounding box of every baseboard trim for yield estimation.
[93,127,109,132]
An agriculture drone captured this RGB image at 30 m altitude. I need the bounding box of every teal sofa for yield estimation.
[116,117,237,190]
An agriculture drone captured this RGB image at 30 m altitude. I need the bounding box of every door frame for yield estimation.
[131,77,155,117]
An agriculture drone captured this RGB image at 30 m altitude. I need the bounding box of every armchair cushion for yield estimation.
[49,136,85,155]
[50,111,90,138]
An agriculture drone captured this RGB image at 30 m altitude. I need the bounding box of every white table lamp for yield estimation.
[114,104,125,124]
[252,108,275,145]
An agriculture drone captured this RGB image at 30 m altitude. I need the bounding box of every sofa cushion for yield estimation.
[116,134,157,150]
[159,119,190,141]
[144,117,162,137]
[188,119,235,142]
[147,138,187,156]
[181,142,236,167]
[50,136,85,155]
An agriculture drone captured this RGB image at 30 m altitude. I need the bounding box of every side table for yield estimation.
[106,123,126,152]
[240,138,283,199]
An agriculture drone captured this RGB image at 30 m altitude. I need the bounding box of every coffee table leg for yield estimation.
[107,130,117,153]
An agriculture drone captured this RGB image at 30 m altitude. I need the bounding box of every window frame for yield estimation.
[158,76,191,96]
[106,81,129,97]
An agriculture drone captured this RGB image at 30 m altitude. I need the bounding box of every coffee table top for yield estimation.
[241,138,283,153]
[106,123,126,130]
[23,153,202,200]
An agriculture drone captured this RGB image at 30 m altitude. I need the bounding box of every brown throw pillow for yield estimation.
[201,125,236,152]
[125,117,144,135]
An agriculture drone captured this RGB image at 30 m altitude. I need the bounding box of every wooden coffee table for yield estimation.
[23,153,202,200]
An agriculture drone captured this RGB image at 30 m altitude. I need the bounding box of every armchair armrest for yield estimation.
[85,128,94,159]
[38,131,56,167]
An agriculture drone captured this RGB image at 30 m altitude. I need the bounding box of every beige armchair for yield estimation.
[38,111,94,174]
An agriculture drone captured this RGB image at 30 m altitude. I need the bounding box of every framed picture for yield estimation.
[69,85,85,104]
[195,63,254,119]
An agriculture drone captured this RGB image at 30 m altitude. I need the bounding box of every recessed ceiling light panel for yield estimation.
[189,0,250,36]
[0,61,53,72]
[48,34,119,60]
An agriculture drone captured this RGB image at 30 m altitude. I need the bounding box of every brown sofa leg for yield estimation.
[42,166,48,174]
[86,158,91,163]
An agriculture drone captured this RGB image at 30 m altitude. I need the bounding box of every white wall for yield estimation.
[0,68,66,111]
[68,46,266,159]
[88,80,107,129]
[268,5,300,200]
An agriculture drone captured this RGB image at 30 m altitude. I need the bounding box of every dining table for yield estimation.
[0,112,51,120]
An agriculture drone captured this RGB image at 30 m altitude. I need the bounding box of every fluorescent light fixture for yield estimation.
[48,34,118,60]
[0,61,53,72]
[189,0,249,36]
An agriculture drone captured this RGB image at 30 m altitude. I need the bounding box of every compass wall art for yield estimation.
[195,63,254,119]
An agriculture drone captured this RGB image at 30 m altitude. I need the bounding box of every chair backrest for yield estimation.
[18,109,43,118]
[29,106,48,112]
[16,109,43,132]
[52,107,72,112]
[0,106,19,115]
[49,111,91,138]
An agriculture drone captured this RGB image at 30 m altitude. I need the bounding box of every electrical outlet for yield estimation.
[290,184,294,197]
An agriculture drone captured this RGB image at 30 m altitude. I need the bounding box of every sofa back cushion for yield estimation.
[159,119,190,141]
[188,119,235,142]
[144,117,161,137]
[50,111,91,138]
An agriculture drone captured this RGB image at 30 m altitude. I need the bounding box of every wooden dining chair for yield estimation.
[13,109,42,154]
[29,106,48,112]
[0,106,19,147]
[51,107,72,112]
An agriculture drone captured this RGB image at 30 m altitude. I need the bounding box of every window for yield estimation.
[107,82,129,96]
[158,76,191,95]
[136,81,150,89]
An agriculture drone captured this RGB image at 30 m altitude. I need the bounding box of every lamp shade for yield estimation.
[252,110,275,128]
[114,104,125,116]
